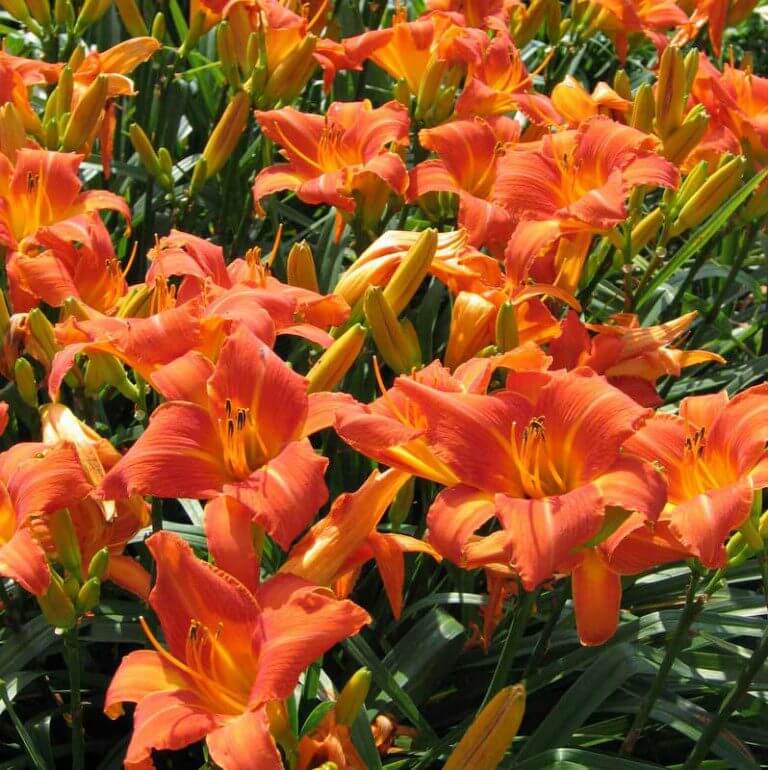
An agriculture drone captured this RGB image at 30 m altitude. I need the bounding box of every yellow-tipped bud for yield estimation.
[383,228,437,316]
[49,509,83,580]
[669,156,745,237]
[630,207,664,253]
[200,91,250,178]
[494,301,519,353]
[218,22,242,90]
[54,66,74,122]
[67,44,85,72]
[335,668,372,726]
[151,11,166,41]
[74,0,111,34]
[415,59,447,121]
[129,122,163,178]
[0,104,27,161]
[364,286,421,374]
[683,48,699,96]
[14,357,38,408]
[286,241,319,292]
[662,105,709,165]
[37,571,76,629]
[61,74,108,152]
[115,0,147,36]
[87,548,109,581]
[306,323,367,393]
[444,684,526,770]
[27,0,51,25]
[157,147,174,181]
[613,69,631,101]
[54,0,74,26]
[76,577,101,613]
[673,159,709,212]
[263,34,317,106]
[189,157,208,196]
[654,45,686,139]
[28,308,57,366]
[629,83,654,134]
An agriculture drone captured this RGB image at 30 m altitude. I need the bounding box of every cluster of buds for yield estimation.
[509,0,561,47]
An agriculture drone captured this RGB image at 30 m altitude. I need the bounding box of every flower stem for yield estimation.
[481,587,538,708]
[683,624,768,769]
[621,569,703,755]
[64,628,84,770]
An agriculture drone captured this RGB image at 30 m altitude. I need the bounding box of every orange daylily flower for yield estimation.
[99,325,349,591]
[426,0,518,27]
[104,531,369,770]
[0,441,92,596]
[69,38,160,176]
[625,384,768,568]
[454,27,559,124]
[343,10,479,99]
[409,116,520,253]
[549,310,725,406]
[40,404,151,599]
[336,367,667,645]
[147,230,349,347]
[673,0,757,57]
[334,229,501,307]
[297,707,366,770]
[494,117,679,293]
[253,100,410,235]
[48,300,228,400]
[0,51,61,136]
[550,75,631,126]
[281,468,440,619]
[0,149,130,311]
[691,55,768,167]
[586,0,689,61]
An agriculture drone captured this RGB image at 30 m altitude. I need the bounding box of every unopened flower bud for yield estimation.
[150,11,165,41]
[306,324,367,393]
[263,34,317,106]
[49,509,83,581]
[200,91,250,178]
[630,83,654,134]
[27,308,57,366]
[415,59,447,121]
[76,577,101,613]
[37,571,76,629]
[613,69,631,100]
[179,9,207,57]
[394,78,411,107]
[494,301,519,353]
[654,46,686,139]
[115,0,147,36]
[286,241,319,292]
[388,475,414,530]
[61,74,108,152]
[87,548,109,581]
[74,0,111,34]
[335,668,372,726]
[13,357,38,408]
[630,207,664,252]
[0,104,27,159]
[662,105,709,165]
[364,286,421,374]
[383,228,437,316]
[84,352,139,401]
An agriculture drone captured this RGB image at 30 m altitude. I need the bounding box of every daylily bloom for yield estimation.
[69,38,161,176]
[99,325,349,591]
[0,50,61,136]
[281,468,440,619]
[585,0,689,61]
[454,28,559,124]
[297,708,366,770]
[253,100,410,236]
[147,230,349,347]
[494,118,679,293]
[334,229,501,308]
[409,116,520,253]
[336,367,667,645]
[426,0,517,27]
[104,531,370,770]
[0,441,92,596]
[549,310,725,406]
[343,10,479,110]
[690,55,768,167]
[624,384,768,568]
[673,0,757,56]
[550,75,631,126]
[0,149,130,311]
[40,404,151,599]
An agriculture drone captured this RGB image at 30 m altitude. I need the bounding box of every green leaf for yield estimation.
[516,748,667,769]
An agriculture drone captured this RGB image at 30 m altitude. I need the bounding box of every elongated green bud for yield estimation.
[74,0,111,34]
[662,105,709,165]
[14,357,38,408]
[76,577,101,613]
[630,207,664,253]
[655,46,686,138]
[263,34,318,106]
[49,509,83,580]
[129,122,162,177]
[28,308,57,365]
[364,286,421,374]
[201,91,250,177]
[286,241,319,292]
[494,301,519,353]
[629,83,654,133]
[37,572,76,629]
[306,324,367,393]
[335,668,372,725]
[383,228,437,316]
[115,0,147,36]
[61,74,108,152]
[87,547,109,581]
[151,11,165,41]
